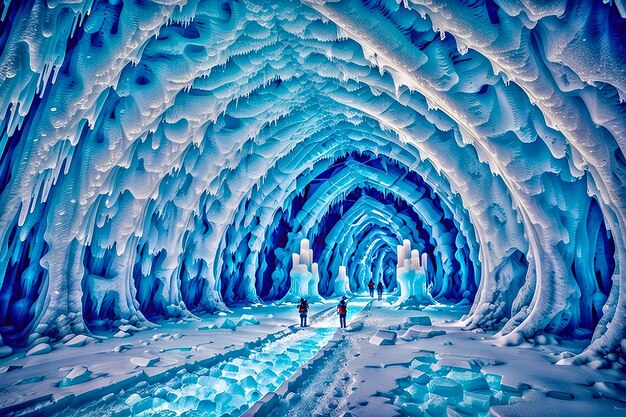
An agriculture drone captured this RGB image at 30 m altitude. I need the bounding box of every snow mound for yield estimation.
[237,314,260,326]
[0,346,13,358]
[59,366,92,387]
[26,343,51,356]
[64,335,90,347]
[397,295,436,310]
[496,331,526,347]
[401,325,446,341]
[220,319,237,330]
[369,330,398,346]
[111,344,132,353]
[130,355,159,367]
[119,325,142,334]
[405,316,432,326]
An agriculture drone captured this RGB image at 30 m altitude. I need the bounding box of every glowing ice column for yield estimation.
[396,240,432,304]
[332,265,351,297]
[280,239,322,303]
[308,262,323,302]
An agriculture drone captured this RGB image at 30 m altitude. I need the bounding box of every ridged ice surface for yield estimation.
[0,0,624,363]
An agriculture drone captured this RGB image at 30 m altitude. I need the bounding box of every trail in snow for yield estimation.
[52,299,368,417]
[266,301,374,417]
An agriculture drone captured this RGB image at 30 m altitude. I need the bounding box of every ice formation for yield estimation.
[279,239,323,303]
[331,265,351,297]
[0,0,624,368]
[395,239,432,304]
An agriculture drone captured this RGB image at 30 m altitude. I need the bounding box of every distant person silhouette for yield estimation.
[377,281,384,301]
[338,296,348,328]
[298,298,309,327]
[368,279,375,297]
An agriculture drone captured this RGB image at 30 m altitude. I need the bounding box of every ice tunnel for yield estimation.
[0,0,625,392]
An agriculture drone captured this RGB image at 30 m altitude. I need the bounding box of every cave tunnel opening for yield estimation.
[245,151,476,305]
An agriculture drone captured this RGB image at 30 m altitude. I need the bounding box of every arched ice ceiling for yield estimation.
[0,0,624,365]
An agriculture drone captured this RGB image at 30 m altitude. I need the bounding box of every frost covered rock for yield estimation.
[119,325,142,334]
[401,326,446,341]
[114,331,131,338]
[131,355,160,367]
[199,324,218,331]
[236,315,260,326]
[220,319,237,330]
[496,331,526,347]
[0,346,13,358]
[592,382,626,402]
[405,316,432,327]
[397,296,436,310]
[26,343,51,356]
[369,330,398,346]
[111,344,133,353]
[65,335,89,347]
[59,366,92,387]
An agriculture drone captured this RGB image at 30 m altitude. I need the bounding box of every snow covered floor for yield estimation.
[250,299,626,417]
[1,297,624,417]
[0,299,368,416]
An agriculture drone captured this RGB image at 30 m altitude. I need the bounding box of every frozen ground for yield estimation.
[0,300,360,416]
[0,297,624,417]
[249,298,626,417]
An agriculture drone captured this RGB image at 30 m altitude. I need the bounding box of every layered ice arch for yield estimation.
[0,0,623,365]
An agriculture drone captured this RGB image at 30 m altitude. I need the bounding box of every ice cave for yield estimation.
[0,0,624,416]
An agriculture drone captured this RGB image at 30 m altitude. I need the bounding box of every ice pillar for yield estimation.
[396,241,432,305]
[280,239,322,303]
[332,265,351,297]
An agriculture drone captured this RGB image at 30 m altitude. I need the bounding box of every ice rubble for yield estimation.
[0,0,623,368]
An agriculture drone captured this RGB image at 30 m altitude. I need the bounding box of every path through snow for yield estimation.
[250,299,626,417]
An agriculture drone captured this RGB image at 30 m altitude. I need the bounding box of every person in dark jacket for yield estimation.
[298,298,309,327]
[377,281,384,301]
[338,296,348,328]
[368,279,375,297]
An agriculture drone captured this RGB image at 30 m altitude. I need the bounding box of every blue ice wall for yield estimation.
[0,0,624,364]
[241,152,475,303]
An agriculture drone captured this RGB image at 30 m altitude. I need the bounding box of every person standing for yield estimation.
[338,296,348,328]
[368,279,375,297]
[298,298,309,327]
[377,281,384,301]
